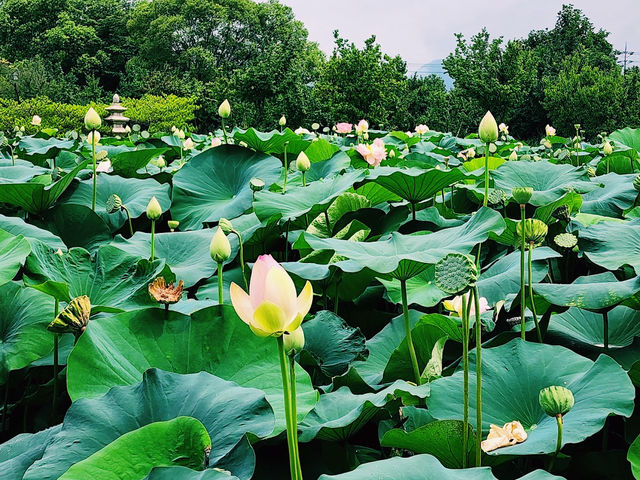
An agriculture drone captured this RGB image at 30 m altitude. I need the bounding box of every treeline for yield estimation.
[0,0,638,139]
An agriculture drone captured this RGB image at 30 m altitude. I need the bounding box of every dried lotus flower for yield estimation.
[481,420,528,453]
[149,277,184,305]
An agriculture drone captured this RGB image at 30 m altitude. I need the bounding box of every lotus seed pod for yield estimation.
[587,166,596,177]
[219,217,234,235]
[218,99,231,119]
[283,326,305,354]
[48,295,91,336]
[488,188,506,207]
[210,227,231,263]
[634,175,640,192]
[279,115,286,127]
[95,150,108,161]
[250,177,265,192]
[603,141,613,156]
[509,150,518,161]
[434,253,478,295]
[296,151,311,172]
[105,194,123,214]
[84,107,101,130]
[311,123,320,131]
[167,220,180,231]
[539,385,574,417]
[478,111,498,143]
[146,196,162,220]
[517,218,548,245]
[554,233,578,249]
[512,187,533,205]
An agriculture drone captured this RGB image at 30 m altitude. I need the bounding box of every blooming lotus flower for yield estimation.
[183,138,194,150]
[96,159,111,173]
[230,254,313,337]
[545,124,556,136]
[335,122,352,134]
[355,119,369,135]
[295,127,310,135]
[355,138,387,167]
[499,123,509,135]
[443,292,490,318]
[211,137,222,147]
[415,124,429,135]
[31,115,41,126]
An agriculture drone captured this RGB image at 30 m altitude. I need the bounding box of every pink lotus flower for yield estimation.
[335,122,353,134]
[355,120,369,135]
[356,138,387,167]
[230,255,313,337]
[96,159,111,173]
[211,137,222,147]
[415,124,429,135]
[443,292,490,318]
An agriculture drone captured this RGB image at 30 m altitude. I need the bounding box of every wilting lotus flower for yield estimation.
[356,138,387,167]
[443,292,490,318]
[335,122,353,134]
[31,115,41,126]
[149,277,184,305]
[295,127,310,135]
[230,254,313,337]
[211,137,222,147]
[96,159,111,173]
[183,138,194,150]
[415,124,429,135]
[545,124,556,136]
[481,421,527,452]
[355,119,369,135]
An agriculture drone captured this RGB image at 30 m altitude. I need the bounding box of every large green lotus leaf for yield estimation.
[358,166,467,204]
[171,145,281,230]
[58,417,210,480]
[378,265,447,307]
[0,214,65,249]
[492,160,594,206]
[533,191,583,224]
[145,467,239,480]
[534,272,640,311]
[628,432,640,479]
[33,204,111,252]
[428,339,635,455]
[299,381,429,442]
[253,170,364,223]
[0,163,48,182]
[579,220,640,273]
[548,306,640,349]
[286,152,351,187]
[0,282,54,384]
[0,159,88,214]
[303,207,504,275]
[63,174,171,231]
[110,148,168,178]
[581,173,637,217]
[0,229,30,286]
[303,138,340,162]
[65,306,318,434]
[610,127,640,152]
[380,420,473,469]
[0,425,61,480]
[233,128,310,155]
[17,136,76,165]
[24,369,273,480]
[354,181,401,206]
[24,242,165,311]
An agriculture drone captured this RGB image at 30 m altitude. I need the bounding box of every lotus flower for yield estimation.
[443,292,490,318]
[295,127,311,135]
[499,123,509,135]
[230,255,313,337]
[415,124,429,135]
[545,124,556,136]
[96,159,111,173]
[183,138,194,150]
[356,138,387,167]
[31,115,41,126]
[481,421,527,452]
[335,122,353,134]
[211,137,222,147]
[355,119,369,135]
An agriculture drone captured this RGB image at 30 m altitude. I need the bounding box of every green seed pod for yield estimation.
[539,385,574,417]
[554,233,578,249]
[488,188,506,207]
[105,194,122,214]
[167,220,180,231]
[478,111,498,143]
[250,177,265,192]
[434,253,477,295]
[512,187,533,205]
[219,217,234,235]
[517,218,548,245]
[634,175,640,192]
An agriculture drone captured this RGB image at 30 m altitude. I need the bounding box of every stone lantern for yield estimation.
[105,94,129,134]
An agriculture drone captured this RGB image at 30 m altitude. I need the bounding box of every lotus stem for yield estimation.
[277,336,301,480]
[401,279,421,386]
[528,243,542,342]
[122,205,134,237]
[283,143,289,194]
[288,353,303,479]
[302,171,307,187]
[284,221,290,262]
[221,118,229,144]
[483,142,490,207]
[91,130,97,211]
[461,292,470,468]
[1,381,7,432]
[549,414,563,471]
[150,220,156,261]
[231,229,248,291]
[520,205,526,340]
[473,286,483,467]
[52,299,59,422]
[217,262,224,305]
[603,310,609,351]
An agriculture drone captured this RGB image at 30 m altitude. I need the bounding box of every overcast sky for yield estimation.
[279,1,639,73]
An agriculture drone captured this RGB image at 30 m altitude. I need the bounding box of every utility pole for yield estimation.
[620,42,635,74]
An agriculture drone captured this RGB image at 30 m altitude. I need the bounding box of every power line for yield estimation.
[619,42,635,74]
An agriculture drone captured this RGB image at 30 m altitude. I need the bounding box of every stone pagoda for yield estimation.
[105,94,130,134]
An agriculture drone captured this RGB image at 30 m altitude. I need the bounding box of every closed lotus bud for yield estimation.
[311,123,320,131]
[86,131,101,145]
[218,99,231,119]
[603,141,613,156]
[31,115,41,126]
[509,150,518,161]
[210,227,231,263]
[478,111,498,143]
[106,194,123,214]
[543,139,552,149]
[279,115,286,127]
[434,253,477,295]
[512,187,533,205]
[539,386,574,417]
[84,107,101,130]
[296,151,311,172]
[183,138,194,150]
[176,129,186,140]
[146,196,162,220]
[250,177,265,192]
[634,175,640,192]
[219,217,234,234]
[554,233,578,250]
[168,220,180,231]
[156,155,166,168]
[283,326,305,354]
[517,218,548,245]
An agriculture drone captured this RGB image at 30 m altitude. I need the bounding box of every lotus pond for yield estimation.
[1,115,640,480]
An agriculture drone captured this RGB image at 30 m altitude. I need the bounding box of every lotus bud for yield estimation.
[219,217,234,235]
[31,115,41,126]
[296,151,311,172]
[218,99,231,119]
[512,187,533,205]
[124,125,131,134]
[279,115,286,127]
[84,107,101,130]
[210,227,231,263]
[105,194,123,214]
[434,253,477,295]
[176,129,186,140]
[156,155,166,168]
[168,220,180,231]
[311,123,320,131]
[509,150,518,161]
[517,218,548,245]
[554,233,577,250]
[283,326,305,354]
[539,386,574,417]
[86,131,101,145]
[543,139,552,149]
[389,149,396,158]
[634,175,640,192]
[146,196,162,220]
[478,111,498,143]
[183,138,194,150]
[603,141,613,156]
[250,177,265,192]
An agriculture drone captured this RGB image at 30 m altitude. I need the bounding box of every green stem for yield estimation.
[603,310,609,351]
[288,354,303,480]
[1,380,7,432]
[277,336,299,480]
[283,143,289,194]
[302,172,306,187]
[483,142,490,207]
[473,286,483,467]
[549,414,563,471]
[52,299,59,422]
[122,205,134,237]
[221,118,229,144]
[520,205,526,340]
[217,262,224,305]
[461,293,470,468]
[150,220,156,261]
[528,243,542,343]
[401,279,421,385]
[91,130,97,211]
[234,230,248,291]
[284,221,290,262]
